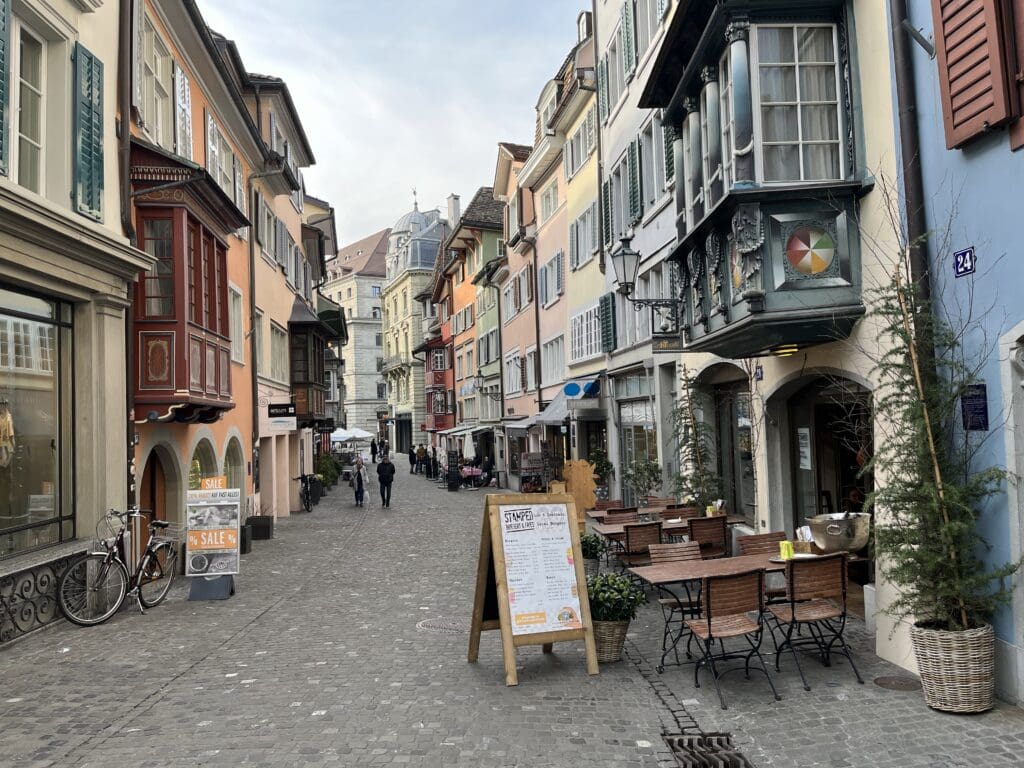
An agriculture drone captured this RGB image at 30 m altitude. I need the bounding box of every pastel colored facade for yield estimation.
[641,0,902,671]
[323,228,389,435]
[0,0,155,618]
[902,0,1024,703]
[380,205,447,454]
[491,142,537,490]
[421,248,453,445]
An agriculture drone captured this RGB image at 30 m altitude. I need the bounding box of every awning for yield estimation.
[537,390,569,426]
[289,296,337,336]
[437,424,475,438]
[505,415,538,431]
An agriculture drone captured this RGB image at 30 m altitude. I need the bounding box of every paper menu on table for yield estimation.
[498,503,583,636]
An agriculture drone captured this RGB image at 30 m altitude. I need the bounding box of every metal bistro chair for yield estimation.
[648,542,703,672]
[602,507,639,562]
[685,569,781,710]
[688,516,729,559]
[767,552,864,691]
[618,521,663,571]
[737,531,788,602]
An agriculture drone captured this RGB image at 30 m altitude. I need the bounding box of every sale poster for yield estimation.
[185,487,241,577]
[498,503,583,636]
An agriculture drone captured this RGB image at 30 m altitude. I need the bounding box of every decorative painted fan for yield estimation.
[785,227,835,276]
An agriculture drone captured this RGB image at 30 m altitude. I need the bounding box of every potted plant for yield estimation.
[580,533,607,579]
[671,365,723,514]
[622,459,662,506]
[586,572,646,663]
[868,265,1019,713]
[588,447,614,500]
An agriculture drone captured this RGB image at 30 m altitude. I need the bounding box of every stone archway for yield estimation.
[224,437,246,511]
[188,438,218,490]
[137,442,185,558]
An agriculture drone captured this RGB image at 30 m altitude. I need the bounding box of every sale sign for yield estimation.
[185,487,241,577]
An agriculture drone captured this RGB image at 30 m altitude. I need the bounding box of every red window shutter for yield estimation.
[1009,0,1024,149]
[932,0,1016,148]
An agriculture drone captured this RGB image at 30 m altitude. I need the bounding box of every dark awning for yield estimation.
[288,295,336,336]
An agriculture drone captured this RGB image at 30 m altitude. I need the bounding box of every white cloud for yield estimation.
[197,0,583,244]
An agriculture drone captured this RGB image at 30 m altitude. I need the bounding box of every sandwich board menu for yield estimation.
[468,493,597,686]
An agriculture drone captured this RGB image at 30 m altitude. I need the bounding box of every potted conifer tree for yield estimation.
[868,264,1019,713]
[671,365,722,513]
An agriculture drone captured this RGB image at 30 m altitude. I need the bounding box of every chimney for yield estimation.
[447,194,461,227]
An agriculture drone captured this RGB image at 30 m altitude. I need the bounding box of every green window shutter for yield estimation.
[589,201,599,248]
[597,57,608,122]
[73,42,104,222]
[621,1,636,79]
[0,0,9,176]
[627,138,641,223]
[601,179,613,247]
[600,292,617,353]
[569,221,578,269]
[663,122,677,184]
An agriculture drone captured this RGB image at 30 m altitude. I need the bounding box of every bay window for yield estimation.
[719,46,734,190]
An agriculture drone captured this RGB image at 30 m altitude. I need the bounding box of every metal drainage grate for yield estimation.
[415,616,471,634]
[874,675,922,691]
[664,734,757,768]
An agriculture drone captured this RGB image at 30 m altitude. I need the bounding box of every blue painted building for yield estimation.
[902,0,1024,703]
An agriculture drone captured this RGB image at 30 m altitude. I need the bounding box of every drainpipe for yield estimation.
[889,0,931,300]
[119,0,137,508]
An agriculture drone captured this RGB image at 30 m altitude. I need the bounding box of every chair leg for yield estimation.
[706,648,728,710]
[751,642,782,702]
[780,622,811,691]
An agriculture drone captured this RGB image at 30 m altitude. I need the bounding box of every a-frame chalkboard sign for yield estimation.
[467,493,598,686]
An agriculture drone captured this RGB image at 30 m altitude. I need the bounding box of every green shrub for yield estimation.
[580,533,608,560]
[316,452,338,486]
[586,572,646,622]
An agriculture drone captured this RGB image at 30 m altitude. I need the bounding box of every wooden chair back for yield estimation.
[788,552,847,605]
[648,542,702,564]
[644,496,677,507]
[663,505,702,520]
[623,521,663,555]
[737,531,786,556]
[687,516,728,557]
[702,569,764,623]
[605,507,639,524]
[595,499,624,511]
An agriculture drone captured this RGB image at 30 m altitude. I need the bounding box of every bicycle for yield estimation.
[57,508,178,626]
[293,475,314,512]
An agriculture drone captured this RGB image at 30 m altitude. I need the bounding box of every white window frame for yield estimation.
[504,350,522,395]
[540,335,564,387]
[539,179,559,223]
[719,46,735,191]
[11,19,47,195]
[142,14,173,151]
[570,305,602,363]
[270,323,288,384]
[750,23,844,184]
[525,348,538,392]
[254,309,265,375]
[229,285,245,363]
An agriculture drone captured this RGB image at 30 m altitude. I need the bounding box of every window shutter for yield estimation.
[1008,1,1024,149]
[569,221,578,268]
[597,56,609,121]
[599,292,617,353]
[268,111,277,152]
[72,43,104,222]
[931,0,1015,148]
[520,355,528,390]
[586,106,597,152]
[663,122,677,183]
[253,191,263,244]
[621,1,636,79]
[173,62,192,160]
[526,263,535,302]
[564,145,572,180]
[131,0,144,124]
[627,137,641,223]
[0,0,8,177]
[206,110,218,173]
[601,179,613,246]
[556,251,565,294]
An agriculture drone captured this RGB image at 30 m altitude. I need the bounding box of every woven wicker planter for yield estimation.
[910,622,994,713]
[583,558,600,580]
[593,620,630,663]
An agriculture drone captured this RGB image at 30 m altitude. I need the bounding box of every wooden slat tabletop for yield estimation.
[628,553,786,586]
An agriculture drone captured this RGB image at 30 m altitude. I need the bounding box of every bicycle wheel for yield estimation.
[138,542,177,608]
[58,553,128,626]
[302,487,312,512]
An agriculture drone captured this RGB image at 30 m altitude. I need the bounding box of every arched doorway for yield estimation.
[224,438,246,511]
[138,446,175,561]
[188,439,218,490]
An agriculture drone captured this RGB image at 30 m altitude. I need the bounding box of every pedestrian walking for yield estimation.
[416,444,427,474]
[370,439,378,463]
[351,457,369,507]
[377,454,395,507]
[408,446,416,474]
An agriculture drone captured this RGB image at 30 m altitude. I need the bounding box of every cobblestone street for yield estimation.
[5,476,1024,767]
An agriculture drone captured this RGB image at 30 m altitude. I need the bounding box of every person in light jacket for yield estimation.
[352,457,369,507]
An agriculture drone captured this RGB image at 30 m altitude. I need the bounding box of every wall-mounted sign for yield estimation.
[953,247,976,278]
[961,383,988,431]
[797,428,812,470]
[563,380,601,399]
[267,402,297,431]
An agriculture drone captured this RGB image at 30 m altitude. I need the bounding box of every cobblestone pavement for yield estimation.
[1,477,679,768]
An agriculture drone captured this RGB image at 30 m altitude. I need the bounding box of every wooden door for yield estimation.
[138,453,167,560]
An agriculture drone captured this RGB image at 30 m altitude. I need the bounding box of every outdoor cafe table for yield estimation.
[628,552,786,673]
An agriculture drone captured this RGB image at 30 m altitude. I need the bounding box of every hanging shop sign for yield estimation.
[961,383,989,431]
[267,402,297,431]
[185,487,241,577]
[468,493,598,686]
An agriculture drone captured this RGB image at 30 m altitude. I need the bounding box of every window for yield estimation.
[229,287,244,363]
[140,218,174,317]
[254,309,265,375]
[456,354,464,380]
[377,382,387,400]
[570,204,598,269]
[13,24,45,193]
[541,336,564,385]
[326,370,339,402]
[538,252,565,307]
[570,305,602,362]
[525,349,538,391]
[466,348,474,377]
[371,307,381,319]
[503,284,518,320]
[142,15,173,150]
[719,46,734,190]
[564,107,597,179]
[753,24,842,182]
[504,352,521,394]
[371,285,382,297]
[432,347,448,370]
[346,287,353,298]
[270,324,288,383]
[375,333,383,347]
[700,80,721,207]
[634,0,665,60]
[507,195,519,239]
[260,202,274,255]
[539,180,559,223]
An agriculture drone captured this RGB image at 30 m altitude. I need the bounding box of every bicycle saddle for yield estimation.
[150,520,171,529]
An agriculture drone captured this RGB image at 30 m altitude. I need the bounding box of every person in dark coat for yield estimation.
[377,454,395,507]
[408,447,416,473]
[370,439,378,463]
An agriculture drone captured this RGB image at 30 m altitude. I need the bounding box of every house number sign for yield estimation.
[953,247,976,278]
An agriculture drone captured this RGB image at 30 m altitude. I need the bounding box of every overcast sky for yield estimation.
[199,0,584,245]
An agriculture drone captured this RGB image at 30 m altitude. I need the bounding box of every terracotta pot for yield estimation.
[910,622,994,713]
[593,620,630,663]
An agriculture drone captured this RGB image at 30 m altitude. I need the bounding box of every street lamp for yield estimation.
[609,235,683,336]
[473,371,502,401]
